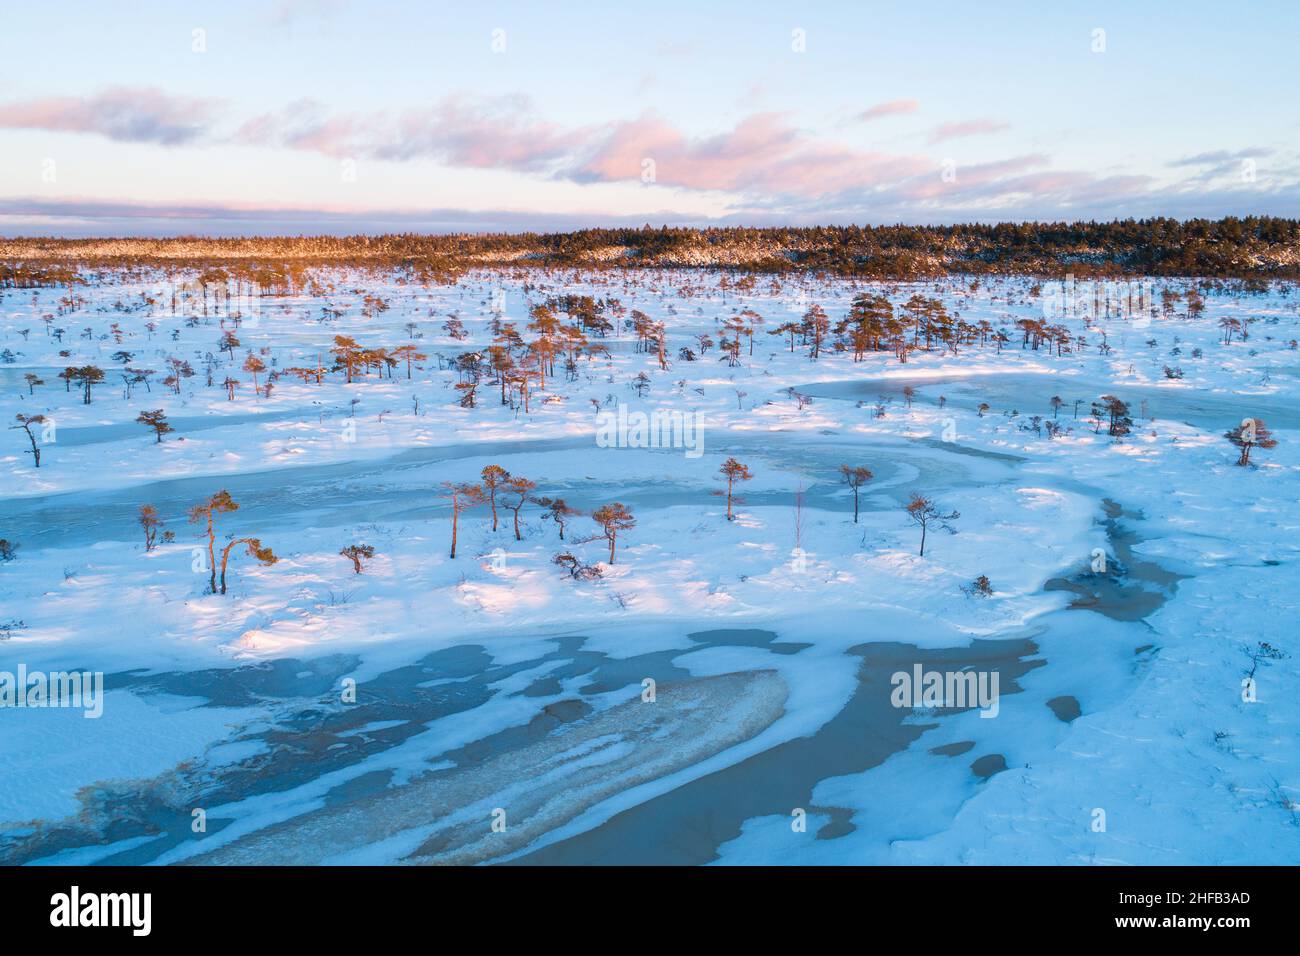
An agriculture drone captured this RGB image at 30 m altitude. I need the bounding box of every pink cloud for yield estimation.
[235,95,587,172]
[239,102,935,199]
[0,85,1234,220]
[858,99,920,122]
[382,96,589,169]
[927,118,1010,144]
[897,155,1051,200]
[882,159,1154,211]
[234,99,376,156]
[574,112,930,197]
[0,86,221,145]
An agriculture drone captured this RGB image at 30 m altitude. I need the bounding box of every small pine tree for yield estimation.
[534,496,580,540]
[136,409,174,443]
[1093,395,1132,437]
[139,504,163,552]
[592,502,635,564]
[11,413,45,468]
[553,552,602,581]
[340,544,375,574]
[719,457,753,521]
[188,491,238,594]
[441,482,484,559]
[243,353,267,394]
[839,464,873,523]
[905,493,960,558]
[218,537,277,594]
[502,476,537,541]
[480,465,509,532]
[1225,417,1277,467]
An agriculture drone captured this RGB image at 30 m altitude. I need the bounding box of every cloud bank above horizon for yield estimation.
[1,1,1297,236]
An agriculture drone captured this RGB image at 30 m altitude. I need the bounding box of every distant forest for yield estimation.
[3,217,1299,286]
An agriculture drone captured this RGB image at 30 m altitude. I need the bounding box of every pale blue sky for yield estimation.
[1,0,1296,235]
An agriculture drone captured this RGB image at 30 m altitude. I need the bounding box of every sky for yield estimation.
[1,0,1298,236]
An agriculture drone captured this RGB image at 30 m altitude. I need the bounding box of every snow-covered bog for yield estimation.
[0,269,1296,865]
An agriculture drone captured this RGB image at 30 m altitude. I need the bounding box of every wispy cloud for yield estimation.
[2,85,1295,230]
[235,94,590,172]
[0,196,707,238]
[927,118,1010,144]
[1168,147,1272,168]
[889,155,1052,201]
[858,99,920,122]
[236,100,933,198]
[1167,147,1276,182]
[11,179,1300,239]
[571,112,930,196]
[0,86,221,145]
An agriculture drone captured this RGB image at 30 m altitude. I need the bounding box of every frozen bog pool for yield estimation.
[802,370,1300,433]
